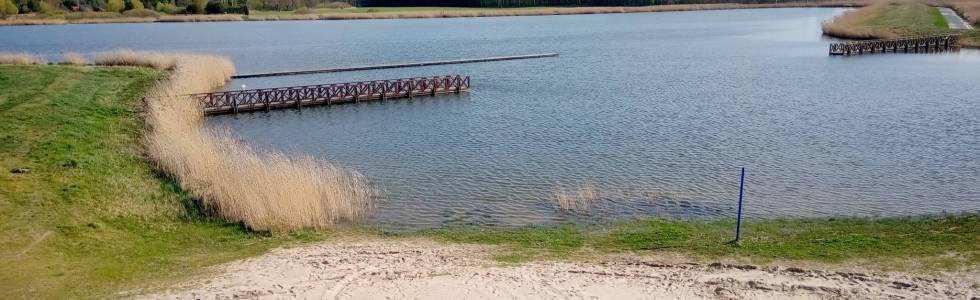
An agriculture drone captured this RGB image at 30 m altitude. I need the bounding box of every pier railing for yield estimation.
[191,75,470,115]
[829,34,959,56]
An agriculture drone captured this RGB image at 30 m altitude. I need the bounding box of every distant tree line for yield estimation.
[0,0,819,15]
[355,0,811,7]
[0,0,248,14]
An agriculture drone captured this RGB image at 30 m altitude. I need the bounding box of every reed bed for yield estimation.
[69,17,156,24]
[308,2,867,20]
[0,18,67,25]
[0,52,47,65]
[246,14,320,21]
[94,49,178,70]
[822,3,898,39]
[136,52,375,232]
[553,184,598,214]
[157,14,244,22]
[59,52,88,65]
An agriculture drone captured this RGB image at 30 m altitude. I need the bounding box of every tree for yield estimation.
[191,0,205,13]
[130,0,143,10]
[107,0,124,11]
[0,0,18,16]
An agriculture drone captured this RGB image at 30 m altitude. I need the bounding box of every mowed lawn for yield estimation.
[0,65,306,299]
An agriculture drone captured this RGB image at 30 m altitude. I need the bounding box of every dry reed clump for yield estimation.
[0,18,68,26]
[70,17,156,24]
[157,14,244,22]
[138,52,376,232]
[0,52,47,65]
[59,52,88,65]
[552,184,598,214]
[821,3,899,39]
[93,49,178,70]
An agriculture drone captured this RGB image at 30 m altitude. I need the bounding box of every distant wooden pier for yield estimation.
[192,75,470,115]
[829,34,959,56]
[231,53,557,79]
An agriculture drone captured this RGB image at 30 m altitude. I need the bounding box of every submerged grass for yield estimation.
[0,65,314,299]
[423,214,980,271]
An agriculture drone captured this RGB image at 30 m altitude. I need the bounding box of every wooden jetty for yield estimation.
[829,34,959,56]
[192,75,470,115]
[232,53,558,79]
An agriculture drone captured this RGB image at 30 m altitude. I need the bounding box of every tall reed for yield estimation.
[60,52,88,65]
[821,3,898,39]
[0,52,47,65]
[156,14,244,22]
[127,52,376,232]
[94,49,177,70]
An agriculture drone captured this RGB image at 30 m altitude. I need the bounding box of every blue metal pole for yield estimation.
[735,167,745,242]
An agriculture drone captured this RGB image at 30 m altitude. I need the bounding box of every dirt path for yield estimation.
[141,239,978,299]
[939,7,974,30]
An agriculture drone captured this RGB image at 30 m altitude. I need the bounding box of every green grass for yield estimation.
[863,3,950,36]
[0,65,316,299]
[858,3,979,46]
[423,214,980,271]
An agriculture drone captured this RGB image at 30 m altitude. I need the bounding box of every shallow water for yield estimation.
[3,8,979,229]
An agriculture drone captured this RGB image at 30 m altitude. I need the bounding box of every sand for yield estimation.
[140,239,978,299]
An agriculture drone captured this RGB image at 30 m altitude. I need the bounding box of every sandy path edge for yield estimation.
[136,239,978,299]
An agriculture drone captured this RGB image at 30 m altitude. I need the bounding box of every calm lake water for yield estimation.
[2,8,979,229]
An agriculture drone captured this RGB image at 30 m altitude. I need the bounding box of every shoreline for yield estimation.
[0,2,864,26]
[140,238,980,299]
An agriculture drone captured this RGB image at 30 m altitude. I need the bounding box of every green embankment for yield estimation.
[424,215,980,271]
[861,3,979,47]
[0,65,315,299]
[865,3,949,36]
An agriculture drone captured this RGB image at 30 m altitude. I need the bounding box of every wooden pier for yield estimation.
[192,75,470,115]
[829,34,959,56]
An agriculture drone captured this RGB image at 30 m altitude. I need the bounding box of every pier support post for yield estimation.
[734,167,746,243]
[264,93,271,112]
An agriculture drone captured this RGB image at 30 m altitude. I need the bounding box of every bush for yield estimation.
[191,0,205,13]
[204,1,224,13]
[315,1,351,9]
[0,0,17,16]
[245,0,261,10]
[130,0,144,10]
[155,0,178,13]
[294,5,312,14]
[107,0,124,12]
[123,8,160,17]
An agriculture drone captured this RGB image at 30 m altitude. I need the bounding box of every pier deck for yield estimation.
[191,75,470,115]
[829,34,959,55]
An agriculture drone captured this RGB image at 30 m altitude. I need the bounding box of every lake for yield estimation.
[2,8,978,229]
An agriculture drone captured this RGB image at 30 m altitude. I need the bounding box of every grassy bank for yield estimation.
[421,214,980,272]
[0,1,864,25]
[2,60,978,298]
[0,65,319,299]
[823,2,980,47]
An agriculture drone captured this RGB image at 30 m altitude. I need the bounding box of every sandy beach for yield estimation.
[140,239,978,299]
